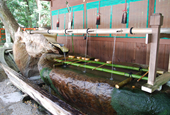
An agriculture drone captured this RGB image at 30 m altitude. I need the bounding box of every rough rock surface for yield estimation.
[0,68,47,115]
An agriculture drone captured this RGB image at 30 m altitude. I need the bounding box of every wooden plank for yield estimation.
[58,14,65,35]
[164,45,170,71]
[87,38,93,57]
[125,42,135,63]
[56,36,170,45]
[113,42,126,63]
[84,3,86,29]
[157,44,165,69]
[74,11,83,35]
[0,63,83,115]
[65,13,69,29]
[104,41,112,62]
[87,8,97,36]
[74,39,79,54]
[79,38,85,55]
[99,41,105,61]
[95,41,101,60]
[114,42,122,62]
[148,0,155,28]
[135,43,146,64]
[52,15,58,30]
[142,72,170,93]
[98,6,110,37]
[156,0,170,28]
[112,4,126,37]
[128,0,148,37]
[146,44,150,65]
[89,40,98,59]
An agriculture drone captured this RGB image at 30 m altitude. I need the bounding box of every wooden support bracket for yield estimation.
[142,72,170,93]
[145,34,151,44]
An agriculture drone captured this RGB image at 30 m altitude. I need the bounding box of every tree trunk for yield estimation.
[0,0,19,41]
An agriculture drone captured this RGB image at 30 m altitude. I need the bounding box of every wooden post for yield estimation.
[148,13,163,85]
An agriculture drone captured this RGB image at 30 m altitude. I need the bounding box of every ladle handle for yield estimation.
[137,71,149,82]
[92,63,107,70]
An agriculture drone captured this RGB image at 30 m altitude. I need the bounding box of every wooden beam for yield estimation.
[148,13,163,85]
[142,72,170,93]
[0,63,83,115]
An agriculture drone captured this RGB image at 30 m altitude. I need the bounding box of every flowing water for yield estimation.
[64,35,68,61]
[83,34,88,73]
[110,35,117,80]
[63,35,68,68]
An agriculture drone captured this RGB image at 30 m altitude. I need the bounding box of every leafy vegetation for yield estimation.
[0,0,50,28]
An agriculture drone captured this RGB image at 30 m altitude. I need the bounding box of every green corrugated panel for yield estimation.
[86,1,99,10]
[161,37,170,39]
[72,6,74,29]
[73,4,84,12]
[146,0,149,28]
[126,3,130,37]
[87,0,144,8]
[52,10,58,16]
[83,5,85,29]
[100,0,123,7]
[154,0,156,13]
[110,5,113,37]
[59,8,68,14]
[64,14,66,29]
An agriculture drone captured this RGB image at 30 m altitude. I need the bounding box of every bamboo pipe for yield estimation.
[29,28,170,34]
[92,61,112,70]
[67,59,148,72]
[136,68,163,82]
[115,72,141,89]
[54,58,151,73]
[115,77,133,89]
[67,60,84,65]
[54,59,148,80]
[67,57,88,65]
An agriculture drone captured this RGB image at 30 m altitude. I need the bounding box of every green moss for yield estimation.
[111,88,170,115]
[40,68,62,98]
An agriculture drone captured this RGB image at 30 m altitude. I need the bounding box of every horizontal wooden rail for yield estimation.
[0,63,83,115]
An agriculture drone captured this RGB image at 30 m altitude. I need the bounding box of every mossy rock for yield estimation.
[111,88,170,115]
